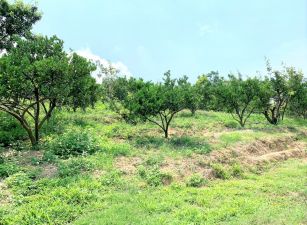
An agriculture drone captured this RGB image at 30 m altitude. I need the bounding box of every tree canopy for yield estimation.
[0,36,96,146]
[0,0,41,50]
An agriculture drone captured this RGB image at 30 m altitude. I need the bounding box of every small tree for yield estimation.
[218,74,261,127]
[258,62,303,125]
[105,71,186,138]
[129,71,186,138]
[0,0,41,50]
[0,36,96,146]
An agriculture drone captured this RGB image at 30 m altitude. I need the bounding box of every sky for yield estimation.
[25,0,307,81]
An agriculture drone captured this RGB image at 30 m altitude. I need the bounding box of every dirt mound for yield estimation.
[160,158,215,181]
[208,136,303,164]
[115,137,306,182]
[115,156,142,175]
[245,148,306,165]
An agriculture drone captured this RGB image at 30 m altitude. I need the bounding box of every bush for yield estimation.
[186,174,207,187]
[231,163,244,177]
[138,165,172,186]
[0,162,20,178]
[58,158,94,177]
[48,131,99,159]
[0,113,27,146]
[211,163,230,179]
[42,150,58,163]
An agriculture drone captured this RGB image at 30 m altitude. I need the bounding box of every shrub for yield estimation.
[48,131,99,159]
[138,165,172,186]
[231,163,244,177]
[0,162,20,178]
[0,113,27,146]
[186,174,207,187]
[42,150,58,163]
[58,158,94,177]
[211,163,230,179]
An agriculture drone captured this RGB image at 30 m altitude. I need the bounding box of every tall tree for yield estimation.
[0,0,41,50]
[0,36,96,146]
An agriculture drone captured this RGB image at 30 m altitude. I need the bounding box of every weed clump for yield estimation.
[211,163,230,179]
[231,163,244,177]
[58,158,94,177]
[48,131,99,159]
[100,170,122,186]
[186,174,207,187]
[0,162,20,178]
[138,165,172,186]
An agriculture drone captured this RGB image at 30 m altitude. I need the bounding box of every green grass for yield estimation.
[73,160,307,225]
[0,105,306,225]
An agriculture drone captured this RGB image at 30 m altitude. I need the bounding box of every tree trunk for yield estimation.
[191,109,196,116]
[239,119,245,127]
[263,111,278,125]
[34,89,40,146]
[164,128,168,138]
[23,122,36,146]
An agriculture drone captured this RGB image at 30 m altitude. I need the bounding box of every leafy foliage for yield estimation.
[218,74,261,127]
[0,36,97,146]
[0,0,41,50]
[0,112,26,146]
[104,71,187,138]
[48,131,99,159]
[186,174,207,187]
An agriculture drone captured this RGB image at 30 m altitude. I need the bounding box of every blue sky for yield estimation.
[26,0,307,81]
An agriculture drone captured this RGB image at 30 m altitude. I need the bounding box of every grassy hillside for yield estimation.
[0,104,306,225]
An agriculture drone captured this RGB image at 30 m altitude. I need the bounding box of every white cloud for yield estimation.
[198,23,219,37]
[75,48,131,83]
[199,25,213,36]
